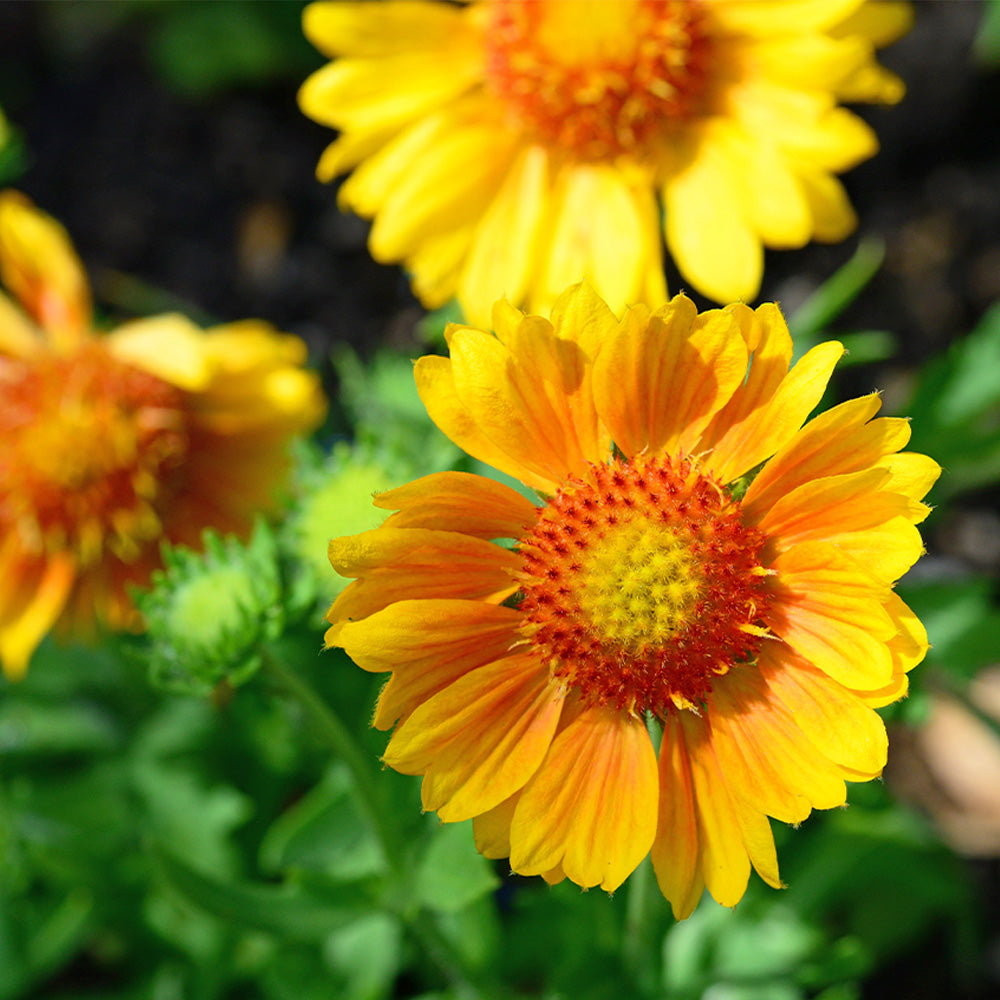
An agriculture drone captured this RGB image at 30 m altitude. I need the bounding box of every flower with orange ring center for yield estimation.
[325,283,938,917]
[0,191,326,679]
[520,456,772,713]
[299,0,912,320]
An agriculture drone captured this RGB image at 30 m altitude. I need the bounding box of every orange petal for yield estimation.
[376,471,538,539]
[326,527,519,622]
[711,666,848,814]
[704,339,845,485]
[698,302,792,455]
[679,712,763,907]
[510,704,658,892]
[0,191,91,344]
[593,295,748,459]
[384,653,564,822]
[0,546,75,680]
[415,354,553,491]
[651,715,704,920]
[327,598,521,729]
[820,516,925,582]
[755,467,910,544]
[743,394,911,520]
[756,645,887,777]
[768,542,896,690]
[444,310,606,488]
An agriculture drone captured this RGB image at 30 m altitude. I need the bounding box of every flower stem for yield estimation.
[261,649,483,997]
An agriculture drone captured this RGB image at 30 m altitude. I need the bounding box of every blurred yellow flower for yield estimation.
[0,191,326,679]
[325,282,937,916]
[299,0,911,323]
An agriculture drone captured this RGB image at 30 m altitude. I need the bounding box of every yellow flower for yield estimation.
[299,0,911,322]
[325,282,937,917]
[0,191,326,679]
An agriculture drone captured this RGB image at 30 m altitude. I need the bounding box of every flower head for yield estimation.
[299,0,911,322]
[0,191,326,679]
[325,282,937,917]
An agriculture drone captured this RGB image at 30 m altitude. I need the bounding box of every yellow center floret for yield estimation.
[574,516,703,650]
[483,0,714,162]
[518,456,772,715]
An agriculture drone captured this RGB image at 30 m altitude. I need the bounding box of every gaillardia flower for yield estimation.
[0,191,325,679]
[299,0,911,322]
[326,283,937,917]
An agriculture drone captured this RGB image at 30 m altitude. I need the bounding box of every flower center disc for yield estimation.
[518,456,771,715]
[0,340,188,562]
[483,0,714,161]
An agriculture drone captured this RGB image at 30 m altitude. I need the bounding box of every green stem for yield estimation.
[262,649,402,873]
[623,856,659,994]
[261,650,483,998]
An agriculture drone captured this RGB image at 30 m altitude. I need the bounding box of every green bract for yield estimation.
[138,521,284,695]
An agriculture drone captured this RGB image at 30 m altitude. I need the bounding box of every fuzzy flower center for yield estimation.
[518,456,771,715]
[483,0,714,162]
[0,339,188,564]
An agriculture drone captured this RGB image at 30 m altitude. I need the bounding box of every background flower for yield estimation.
[300,0,910,323]
[0,191,326,678]
[326,282,937,916]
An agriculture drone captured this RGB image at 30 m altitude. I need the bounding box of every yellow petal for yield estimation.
[385,653,564,822]
[298,48,481,134]
[370,121,516,261]
[830,1,914,47]
[664,135,763,303]
[678,712,750,907]
[106,315,212,391]
[797,169,858,242]
[0,190,91,343]
[459,144,550,329]
[473,793,520,859]
[0,288,40,356]
[303,0,473,58]
[537,163,650,317]
[415,355,556,492]
[510,705,658,892]
[709,0,863,35]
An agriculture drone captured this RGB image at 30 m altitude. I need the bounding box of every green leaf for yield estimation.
[0,700,120,757]
[905,303,1000,497]
[413,821,499,914]
[323,912,403,1000]
[259,764,386,881]
[788,239,885,344]
[151,842,370,942]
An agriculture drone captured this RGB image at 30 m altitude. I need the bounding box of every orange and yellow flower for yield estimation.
[299,0,911,323]
[325,282,937,916]
[0,191,326,679]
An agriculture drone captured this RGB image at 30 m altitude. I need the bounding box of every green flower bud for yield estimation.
[138,521,283,695]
